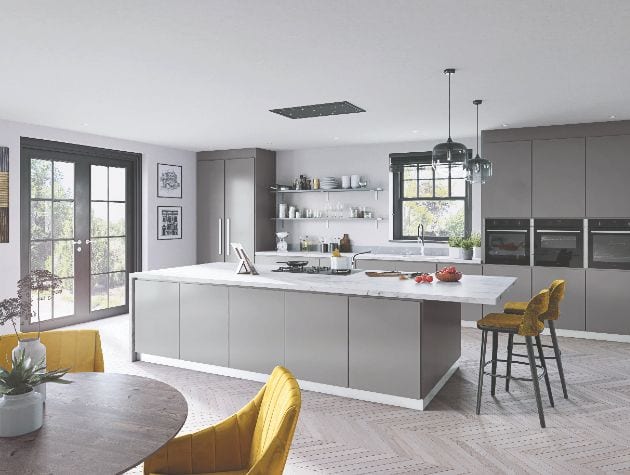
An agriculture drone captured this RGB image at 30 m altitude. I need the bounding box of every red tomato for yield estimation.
[425,275,434,283]
[415,275,423,283]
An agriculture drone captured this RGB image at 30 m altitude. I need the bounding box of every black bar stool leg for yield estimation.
[505,333,514,392]
[549,320,568,399]
[526,336,546,428]
[536,335,554,407]
[490,331,498,396]
[476,330,488,415]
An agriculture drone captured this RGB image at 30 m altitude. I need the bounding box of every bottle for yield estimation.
[340,233,352,253]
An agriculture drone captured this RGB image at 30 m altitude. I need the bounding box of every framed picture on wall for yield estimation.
[157,163,182,198]
[157,206,182,240]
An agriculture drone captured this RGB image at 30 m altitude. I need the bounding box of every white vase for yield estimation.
[0,390,44,437]
[473,246,482,259]
[12,338,47,401]
[449,247,460,259]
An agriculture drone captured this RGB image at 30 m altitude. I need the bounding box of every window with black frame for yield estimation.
[390,151,471,241]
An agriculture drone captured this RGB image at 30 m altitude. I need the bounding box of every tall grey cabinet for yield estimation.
[197,149,275,263]
[586,134,630,217]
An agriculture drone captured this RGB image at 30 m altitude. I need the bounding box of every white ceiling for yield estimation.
[1,0,629,151]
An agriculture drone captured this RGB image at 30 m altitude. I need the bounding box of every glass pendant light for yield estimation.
[466,99,493,184]
[432,68,468,168]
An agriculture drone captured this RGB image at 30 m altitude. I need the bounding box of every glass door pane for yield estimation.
[90,165,127,311]
[29,158,75,322]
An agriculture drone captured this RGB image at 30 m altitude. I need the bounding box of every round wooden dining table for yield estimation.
[0,372,188,475]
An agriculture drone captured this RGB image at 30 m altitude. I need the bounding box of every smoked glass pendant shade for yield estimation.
[432,137,468,167]
[466,153,493,184]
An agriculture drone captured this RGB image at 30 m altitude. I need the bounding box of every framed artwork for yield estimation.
[157,206,182,240]
[0,147,8,243]
[157,163,182,198]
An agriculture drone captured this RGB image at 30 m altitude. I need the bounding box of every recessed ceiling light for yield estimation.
[502,123,509,127]
[412,130,419,134]
[610,115,616,119]
[82,123,89,127]
[333,136,340,141]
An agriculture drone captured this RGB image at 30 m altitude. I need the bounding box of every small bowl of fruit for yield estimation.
[435,265,463,282]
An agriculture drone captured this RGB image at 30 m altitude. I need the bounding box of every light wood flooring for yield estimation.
[68,315,630,474]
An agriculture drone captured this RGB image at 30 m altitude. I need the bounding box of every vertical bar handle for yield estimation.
[226,218,230,256]
[218,218,222,255]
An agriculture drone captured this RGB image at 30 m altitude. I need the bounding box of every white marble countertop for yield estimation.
[131,263,513,305]
[255,250,482,265]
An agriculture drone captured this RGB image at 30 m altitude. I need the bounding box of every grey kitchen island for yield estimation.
[130,263,515,409]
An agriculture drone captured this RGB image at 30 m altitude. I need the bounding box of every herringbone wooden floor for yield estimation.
[70,315,630,474]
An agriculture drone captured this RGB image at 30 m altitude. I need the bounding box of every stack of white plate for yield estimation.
[320,177,339,189]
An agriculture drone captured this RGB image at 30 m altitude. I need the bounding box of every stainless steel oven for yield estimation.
[588,219,630,269]
[534,219,583,268]
[485,219,531,265]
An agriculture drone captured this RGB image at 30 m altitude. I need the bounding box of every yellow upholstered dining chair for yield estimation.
[504,280,568,399]
[476,289,550,428]
[144,365,301,475]
[0,329,104,372]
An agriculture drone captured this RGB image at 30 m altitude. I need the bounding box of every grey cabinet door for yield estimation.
[285,292,348,386]
[441,262,483,322]
[349,297,421,398]
[482,265,531,314]
[586,135,630,217]
[228,287,284,373]
[533,267,585,331]
[481,140,532,218]
[355,259,436,274]
[180,283,229,366]
[134,280,180,358]
[197,160,225,263]
[533,138,585,217]
[225,158,255,263]
[586,269,630,335]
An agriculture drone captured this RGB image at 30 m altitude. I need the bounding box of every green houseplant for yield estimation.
[0,350,71,437]
[460,237,474,260]
[448,236,463,258]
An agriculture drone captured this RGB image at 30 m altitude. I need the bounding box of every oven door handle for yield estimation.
[590,230,630,234]
[536,229,581,233]
[487,229,528,233]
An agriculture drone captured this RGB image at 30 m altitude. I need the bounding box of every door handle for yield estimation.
[218,218,222,255]
[85,239,93,244]
[72,240,82,245]
[226,218,230,256]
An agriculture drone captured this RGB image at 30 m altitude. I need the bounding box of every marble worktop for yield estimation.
[131,262,513,305]
[255,250,482,265]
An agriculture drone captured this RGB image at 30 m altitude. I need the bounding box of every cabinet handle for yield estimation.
[218,218,222,255]
[487,229,528,233]
[226,218,230,256]
[536,230,581,233]
[590,230,630,234]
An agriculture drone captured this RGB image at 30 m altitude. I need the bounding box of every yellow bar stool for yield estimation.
[476,289,551,428]
[504,279,568,399]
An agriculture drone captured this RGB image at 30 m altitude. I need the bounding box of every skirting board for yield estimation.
[138,354,460,411]
[461,320,630,343]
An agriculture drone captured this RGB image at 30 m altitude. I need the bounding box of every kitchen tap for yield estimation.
[352,251,372,269]
[417,223,425,255]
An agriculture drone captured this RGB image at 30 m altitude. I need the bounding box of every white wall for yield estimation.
[276,139,480,248]
[0,118,196,333]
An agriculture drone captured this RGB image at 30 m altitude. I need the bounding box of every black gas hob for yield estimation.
[271,264,352,275]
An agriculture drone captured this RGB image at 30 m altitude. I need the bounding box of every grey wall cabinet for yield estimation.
[482,265,531,314]
[355,259,437,274]
[481,140,532,218]
[228,287,285,373]
[586,269,630,335]
[586,135,630,217]
[442,262,483,322]
[197,149,276,264]
[349,296,421,398]
[285,292,348,386]
[180,283,229,366]
[532,138,585,217]
[532,267,585,331]
[197,160,225,263]
[134,280,180,359]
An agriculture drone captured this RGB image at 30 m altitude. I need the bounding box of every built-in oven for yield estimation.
[534,219,583,268]
[485,219,531,265]
[588,219,630,269]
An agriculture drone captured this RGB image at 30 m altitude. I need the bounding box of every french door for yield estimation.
[21,138,141,331]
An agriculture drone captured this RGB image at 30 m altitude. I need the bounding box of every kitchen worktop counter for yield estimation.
[132,262,513,305]
[255,250,482,265]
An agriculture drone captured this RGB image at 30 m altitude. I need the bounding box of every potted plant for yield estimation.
[470,233,482,259]
[448,236,462,259]
[0,350,70,437]
[460,237,474,260]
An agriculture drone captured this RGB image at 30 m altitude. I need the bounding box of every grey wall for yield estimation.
[276,138,480,248]
[0,118,196,334]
